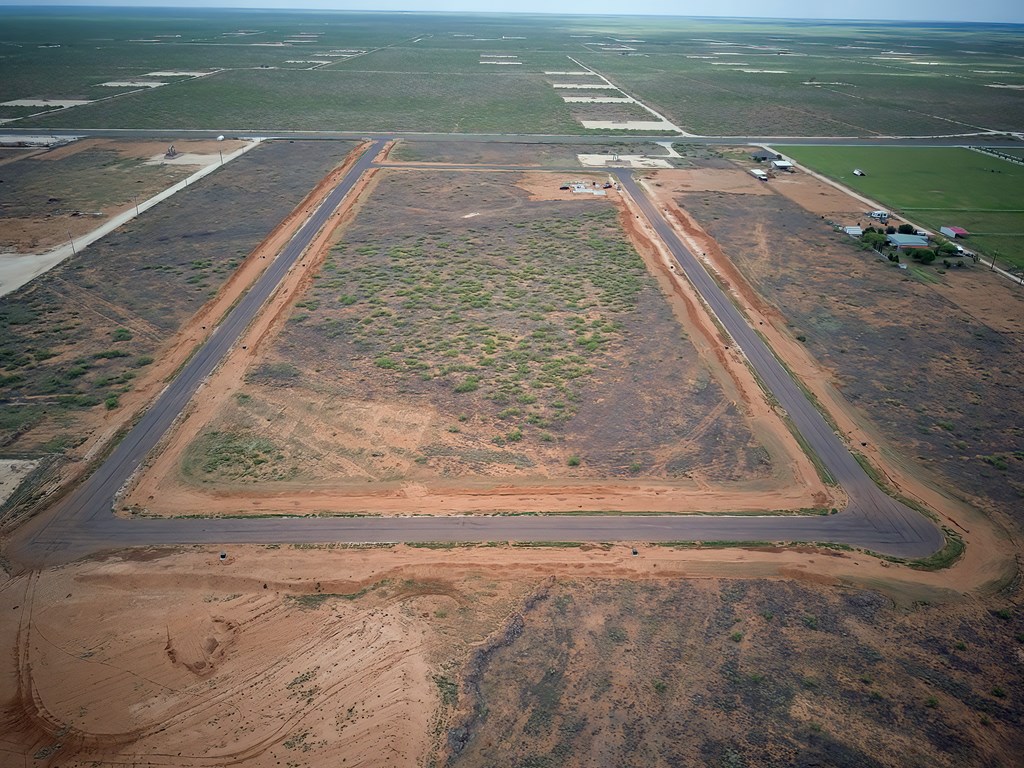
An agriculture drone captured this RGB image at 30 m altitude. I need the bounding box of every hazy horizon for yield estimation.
[0,1,1022,25]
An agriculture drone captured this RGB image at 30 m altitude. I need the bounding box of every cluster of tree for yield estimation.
[857,225,961,266]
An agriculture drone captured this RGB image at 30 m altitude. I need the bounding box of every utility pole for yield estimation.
[67,229,76,256]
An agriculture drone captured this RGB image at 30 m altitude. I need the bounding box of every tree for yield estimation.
[861,231,887,250]
[897,223,915,235]
[886,225,897,235]
[913,249,936,264]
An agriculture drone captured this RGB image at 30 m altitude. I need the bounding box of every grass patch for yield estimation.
[655,540,774,549]
[286,586,372,609]
[181,430,288,481]
[907,529,965,571]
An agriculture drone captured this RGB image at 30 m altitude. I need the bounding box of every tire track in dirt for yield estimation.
[50,276,164,343]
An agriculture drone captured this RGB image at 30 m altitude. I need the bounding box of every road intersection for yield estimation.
[6,137,946,569]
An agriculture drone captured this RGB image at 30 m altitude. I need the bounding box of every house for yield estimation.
[940,226,969,239]
[886,233,930,250]
[751,150,780,162]
[842,226,863,238]
[771,159,795,172]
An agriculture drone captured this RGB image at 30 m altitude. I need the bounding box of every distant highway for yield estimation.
[5,138,944,570]
[2,127,1021,149]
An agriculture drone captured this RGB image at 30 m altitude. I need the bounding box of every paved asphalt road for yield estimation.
[3,127,1021,149]
[611,170,943,556]
[6,139,945,569]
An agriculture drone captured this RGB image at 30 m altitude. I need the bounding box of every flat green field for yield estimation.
[782,146,1024,268]
[5,9,1024,137]
[20,68,582,134]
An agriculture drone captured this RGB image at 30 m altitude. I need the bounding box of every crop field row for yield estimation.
[782,146,1024,268]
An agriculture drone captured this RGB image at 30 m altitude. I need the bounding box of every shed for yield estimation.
[771,159,795,172]
[887,234,930,250]
[853,168,866,176]
[843,226,863,238]
[749,168,769,181]
[940,226,969,239]
[751,150,780,162]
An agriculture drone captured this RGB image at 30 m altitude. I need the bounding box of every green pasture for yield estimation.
[784,146,1024,268]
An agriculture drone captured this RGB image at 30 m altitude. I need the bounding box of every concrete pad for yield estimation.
[562,96,633,103]
[144,71,211,76]
[578,154,672,168]
[552,83,617,89]
[0,135,80,147]
[0,459,37,507]
[98,81,166,88]
[145,152,220,167]
[580,120,680,132]
[2,99,92,108]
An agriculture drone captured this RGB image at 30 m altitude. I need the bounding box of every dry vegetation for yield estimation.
[667,175,1024,527]
[181,169,770,489]
[0,139,215,253]
[443,577,1024,768]
[0,140,352,464]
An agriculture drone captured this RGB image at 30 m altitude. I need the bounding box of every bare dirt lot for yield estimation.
[446,575,1024,768]
[649,166,1024,529]
[125,167,831,517]
[0,138,245,253]
[0,140,357,517]
[1,544,1020,767]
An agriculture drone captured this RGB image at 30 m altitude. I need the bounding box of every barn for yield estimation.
[940,226,970,239]
[886,234,930,250]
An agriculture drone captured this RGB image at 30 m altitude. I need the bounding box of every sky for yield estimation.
[1,0,1022,24]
